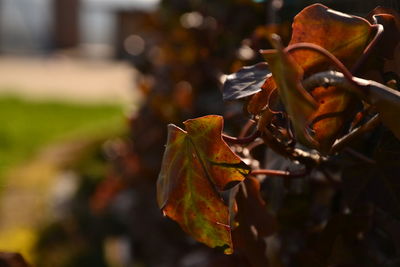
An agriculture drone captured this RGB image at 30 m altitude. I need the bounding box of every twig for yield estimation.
[285,43,355,86]
[302,70,400,101]
[239,119,256,138]
[250,167,309,178]
[222,130,260,144]
[330,114,381,153]
[343,147,376,164]
[246,138,265,152]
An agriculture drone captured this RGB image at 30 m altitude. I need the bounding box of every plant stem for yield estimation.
[343,147,376,164]
[285,42,355,86]
[251,167,309,178]
[239,119,256,138]
[222,130,260,144]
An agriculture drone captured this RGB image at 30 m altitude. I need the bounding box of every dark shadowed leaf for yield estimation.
[342,130,400,216]
[157,115,250,254]
[223,63,271,101]
[0,252,31,267]
[232,176,278,267]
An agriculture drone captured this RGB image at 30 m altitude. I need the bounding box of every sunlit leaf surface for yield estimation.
[289,3,373,73]
[290,4,374,151]
[157,115,250,254]
[232,177,277,266]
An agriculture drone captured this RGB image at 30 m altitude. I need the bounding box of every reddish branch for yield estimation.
[239,119,256,138]
[222,130,261,144]
[285,43,355,84]
[250,167,309,178]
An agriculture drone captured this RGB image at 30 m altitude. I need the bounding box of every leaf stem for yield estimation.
[239,119,256,138]
[285,43,355,86]
[343,147,376,164]
[222,130,260,145]
[250,167,309,178]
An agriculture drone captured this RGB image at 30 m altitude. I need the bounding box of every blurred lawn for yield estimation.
[0,96,125,183]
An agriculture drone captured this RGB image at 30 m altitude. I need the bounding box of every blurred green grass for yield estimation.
[0,96,125,182]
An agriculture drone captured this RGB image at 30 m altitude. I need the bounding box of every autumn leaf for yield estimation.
[289,3,374,74]
[257,4,376,152]
[157,115,250,254]
[289,3,374,151]
[232,176,278,267]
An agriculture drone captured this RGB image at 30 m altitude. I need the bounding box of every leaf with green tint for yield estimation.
[157,115,250,254]
[262,35,318,147]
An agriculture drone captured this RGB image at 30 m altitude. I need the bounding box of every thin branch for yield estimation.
[239,119,256,138]
[251,167,309,178]
[319,168,341,188]
[302,71,351,92]
[302,70,389,99]
[343,147,376,164]
[222,130,260,145]
[245,138,265,152]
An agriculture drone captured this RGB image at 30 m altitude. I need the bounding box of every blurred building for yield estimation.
[0,0,160,57]
[0,0,397,57]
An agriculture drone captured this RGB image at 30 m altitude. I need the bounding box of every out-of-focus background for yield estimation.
[0,0,398,266]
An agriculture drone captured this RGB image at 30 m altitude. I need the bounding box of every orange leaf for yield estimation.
[289,3,373,74]
[288,4,374,151]
[157,115,250,254]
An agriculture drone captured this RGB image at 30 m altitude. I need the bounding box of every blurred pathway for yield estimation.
[0,138,103,263]
[0,55,139,104]
[0,55,140,263]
